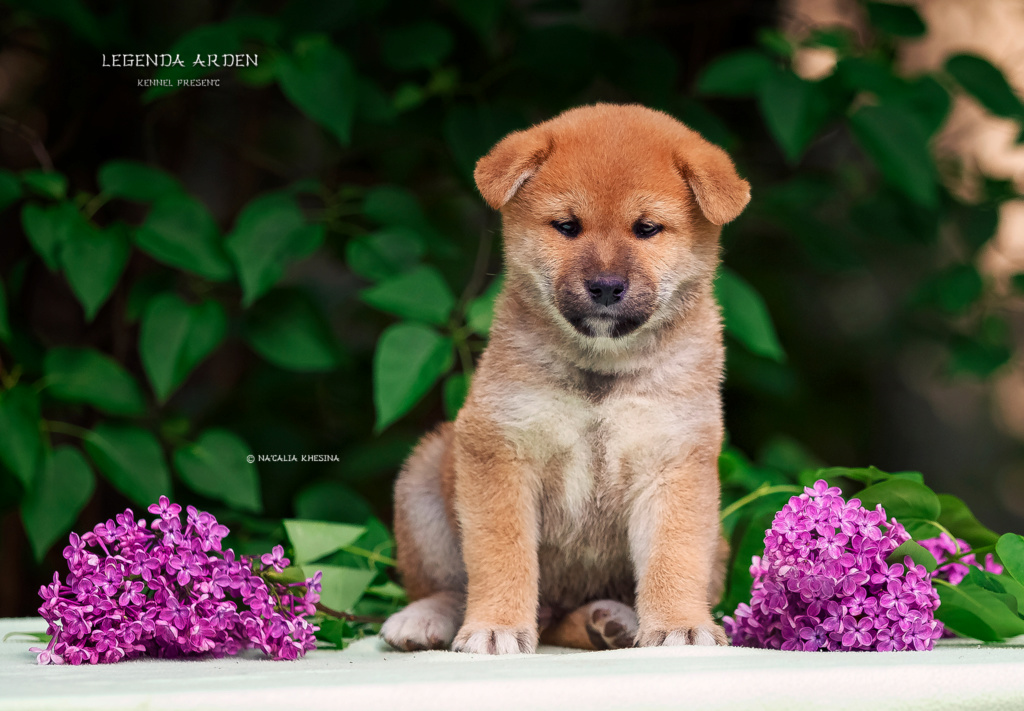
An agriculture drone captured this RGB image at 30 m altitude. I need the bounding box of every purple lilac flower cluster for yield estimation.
[723,480,944,652]
[32,497,322,665]
[918,533,1002,584]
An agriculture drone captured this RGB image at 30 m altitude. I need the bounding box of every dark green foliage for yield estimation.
[946,54,1024,121]
[864,2,927,38]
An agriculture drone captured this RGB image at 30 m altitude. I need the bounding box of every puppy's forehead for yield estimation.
[527,109,691,211]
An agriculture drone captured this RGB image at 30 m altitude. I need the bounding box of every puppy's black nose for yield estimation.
[586,276,627,306]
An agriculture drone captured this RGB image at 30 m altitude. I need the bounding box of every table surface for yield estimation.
[3,617,1024,710]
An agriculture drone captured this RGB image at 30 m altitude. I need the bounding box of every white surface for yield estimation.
[2,617,1024,710]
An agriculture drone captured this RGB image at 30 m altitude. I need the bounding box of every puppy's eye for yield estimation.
[551,219,581,238]
[633,221,662,239]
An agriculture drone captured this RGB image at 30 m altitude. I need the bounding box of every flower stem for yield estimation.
[340,545,397,567]
[314,602,386,624]
[941,544,995,568]
[720,484,803,522]
[926,521,962,555]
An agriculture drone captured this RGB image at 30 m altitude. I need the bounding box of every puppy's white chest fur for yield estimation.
[492,377,689,527]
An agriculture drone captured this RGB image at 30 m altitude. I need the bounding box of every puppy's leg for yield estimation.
[540,600,638,650]
[381,425,466,651]
[450,429,539,655]
[630,439,728,647]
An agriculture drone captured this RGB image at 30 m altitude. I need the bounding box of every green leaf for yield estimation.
[715,267,785,362]
[0,276,10,343]
[225,193,324,306]
[849,104,937,207]
[886,540,937,572]
[0,169,23,211]
[949,316,1013,378]
[84,424,172,507]
[140,294,226,402]
[856,479,941,521]
[0,385,43,487]
[991,572,1024,615]
[697,50,776,97]
[21,171,67,200]
[313,565,378,612]
[313,616,354,647]
[466,274,504,336]
[61,221,131,321]
[380,22,453,71]
[361,265,455,326]
[363,186,429,229]
[45,348,147,416]
[366,580,407,602]
[135,194,233,281]
[901,518,943,541]
[452,0,503,36]
[757,70,830,163]
[865,2,926,37]
[346,227,425,281]
[996,533,1024,588]
[937,494,1000,549]
[946,54,1024,120]
[21,202,78,271]
[276,36,357,145]
[935,585,1002,642]
[174,429,261,513]
[373,322,454,431]
[816,465,890,486]
[294,481,374,525]
[916,264,984,314]
[98,161,183,202]
[243,290,342,372]
[898,76,951,137]
[283,519,366,565]
[20,446,95,561]
[443,371,470,420]
[937,583,1024,640]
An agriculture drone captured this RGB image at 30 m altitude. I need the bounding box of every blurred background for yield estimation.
[3,0,1024,618]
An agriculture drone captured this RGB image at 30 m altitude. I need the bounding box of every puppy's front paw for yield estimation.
[452,625,536,654]
[635,621,728,647]
[381,598,460,651]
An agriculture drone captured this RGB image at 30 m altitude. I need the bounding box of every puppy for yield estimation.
[381,104,749,654]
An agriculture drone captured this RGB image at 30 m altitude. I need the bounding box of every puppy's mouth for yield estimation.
[557,306,652,339]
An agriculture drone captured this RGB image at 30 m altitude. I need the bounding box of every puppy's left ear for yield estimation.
[676,140,750,226]
[474,127,553,210]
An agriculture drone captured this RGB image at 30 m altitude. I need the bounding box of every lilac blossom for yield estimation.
[918,533,1002,585]
[723,480,944,651]
[32,496,321,665]
[917,533,1002,638]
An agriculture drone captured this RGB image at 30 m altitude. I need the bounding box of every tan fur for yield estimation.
[384,104,748,654]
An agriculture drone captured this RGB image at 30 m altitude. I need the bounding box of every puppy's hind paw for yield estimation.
[635,622,728,647]
[452,625,536,654]
[585,600,638,649]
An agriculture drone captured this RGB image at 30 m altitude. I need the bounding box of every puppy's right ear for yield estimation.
[474,128,553,210]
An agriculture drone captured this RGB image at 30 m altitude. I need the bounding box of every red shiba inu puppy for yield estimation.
[381,104,749,654]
